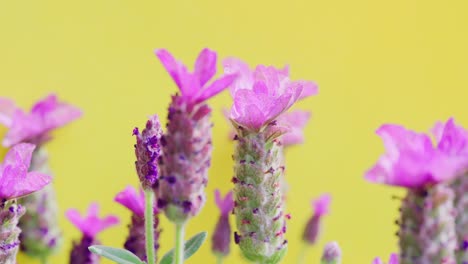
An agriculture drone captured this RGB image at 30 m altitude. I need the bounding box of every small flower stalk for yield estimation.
[66,203,119,264]
[225,58,317,263]
[321,242,342,264]
[211,190,234,259]
[0,94,81,259]
[302,194,331,245]
[0,144,52,263]
[115,186,161,262]
[366,123,465,264]
[154,48,235,223]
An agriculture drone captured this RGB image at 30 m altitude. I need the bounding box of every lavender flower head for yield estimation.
[372,254,399,264]
[0,94,82,147]
[66,203,119,264]
[225,58,317,263]
[211,189,234,257]
[303,193,331,245]
[133,115,163,190]
[155,48,235,222]
[432,118,468,263]
[366,124,462,264]
[115,186,161,262]
[321,242,341,264]
[0,144,51,263]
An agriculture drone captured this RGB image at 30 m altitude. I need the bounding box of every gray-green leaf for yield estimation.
[88,245,145,264]
[159,231,207,264]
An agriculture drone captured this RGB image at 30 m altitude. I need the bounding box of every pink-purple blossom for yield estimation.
[114,185,146,218]
[0,94,82,147]
[303,193,331,244]
[432,118,468,157]
[223,58,317,132]
[372,253,399,264]
[365,124,465,188]
[277,110,311,146]
[313,193,331,216]
[0,143,51,200]
[155,48,236,105]
[65,203,119,238]
[214,189,234,217]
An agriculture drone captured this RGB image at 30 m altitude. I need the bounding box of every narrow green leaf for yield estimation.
[88,245,144,264]
[159,231,207,264]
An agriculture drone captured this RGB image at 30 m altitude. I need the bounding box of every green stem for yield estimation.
[40,256,48,264]
[174,222,185,264]
[297,243,309,264]
[216,255,224,264]
[145,189,156,264]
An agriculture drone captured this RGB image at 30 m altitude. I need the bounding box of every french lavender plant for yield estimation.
[365,124,465,264]
[432,118,468,264]
[114,185,161,262]
[372,254,399,264]
[302,194,331,245]
[0,94,81,261]
[154,48,236,263]
[223,58,317,263]
[320,242,341,264]
[211,189,234,263]
[66,203,119,264]
[0,143,51,264]
[133,114,163,264]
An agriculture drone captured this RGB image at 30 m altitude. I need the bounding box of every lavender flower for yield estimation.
[211,189,234,257]
[114,185,161,262]
[432,118,468,263]
[321,242,341,264]
[366,124,464,264]
[0,144,51,263]
[303,194,331,245]
[372,254,399,264]
[133,115,163,190]
[66,203,119,264]
[155,48,235,222]
[225,58,316,263]
[0,94,81,259]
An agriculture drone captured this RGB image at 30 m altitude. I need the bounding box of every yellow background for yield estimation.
[1,1,467,263]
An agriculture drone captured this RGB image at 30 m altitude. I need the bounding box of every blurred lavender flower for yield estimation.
[66,203,119,264]
[366,124,464,264]
[155,48,235,222]
[432,118,468,263]
[321,242,341,264]
[0,144,51,263]
[115,185,161,262]
[211,189,234,258]
[0,94,81,259]
[303,193,331,245]
[372,253,399,264]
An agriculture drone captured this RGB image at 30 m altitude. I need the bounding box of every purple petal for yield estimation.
[296,80,319,100]
[114,185,145,217]
[388,254,399,264]
[0,97,17,127]
[278,111,311,146]
[194,48,217,86]
[66,203,119,238]
[214,189,234,216]
[436,118,468,156]
[313,193,331,216]
[155,49,183,90]
[372,257,384,264]
[222,58,254,96]
[194,74,237,104]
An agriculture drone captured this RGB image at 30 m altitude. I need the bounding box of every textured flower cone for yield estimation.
[19,148,62,258]
[233,127,287,264]
[320,242,341,264]
[418,184,457,264]
[398,189,425,264]
[0,200,25,264]
[69,236,100,264]
[124,214,161,262]
[158,95,212,223]
[212,215,231,256]
[453,174,468,264]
